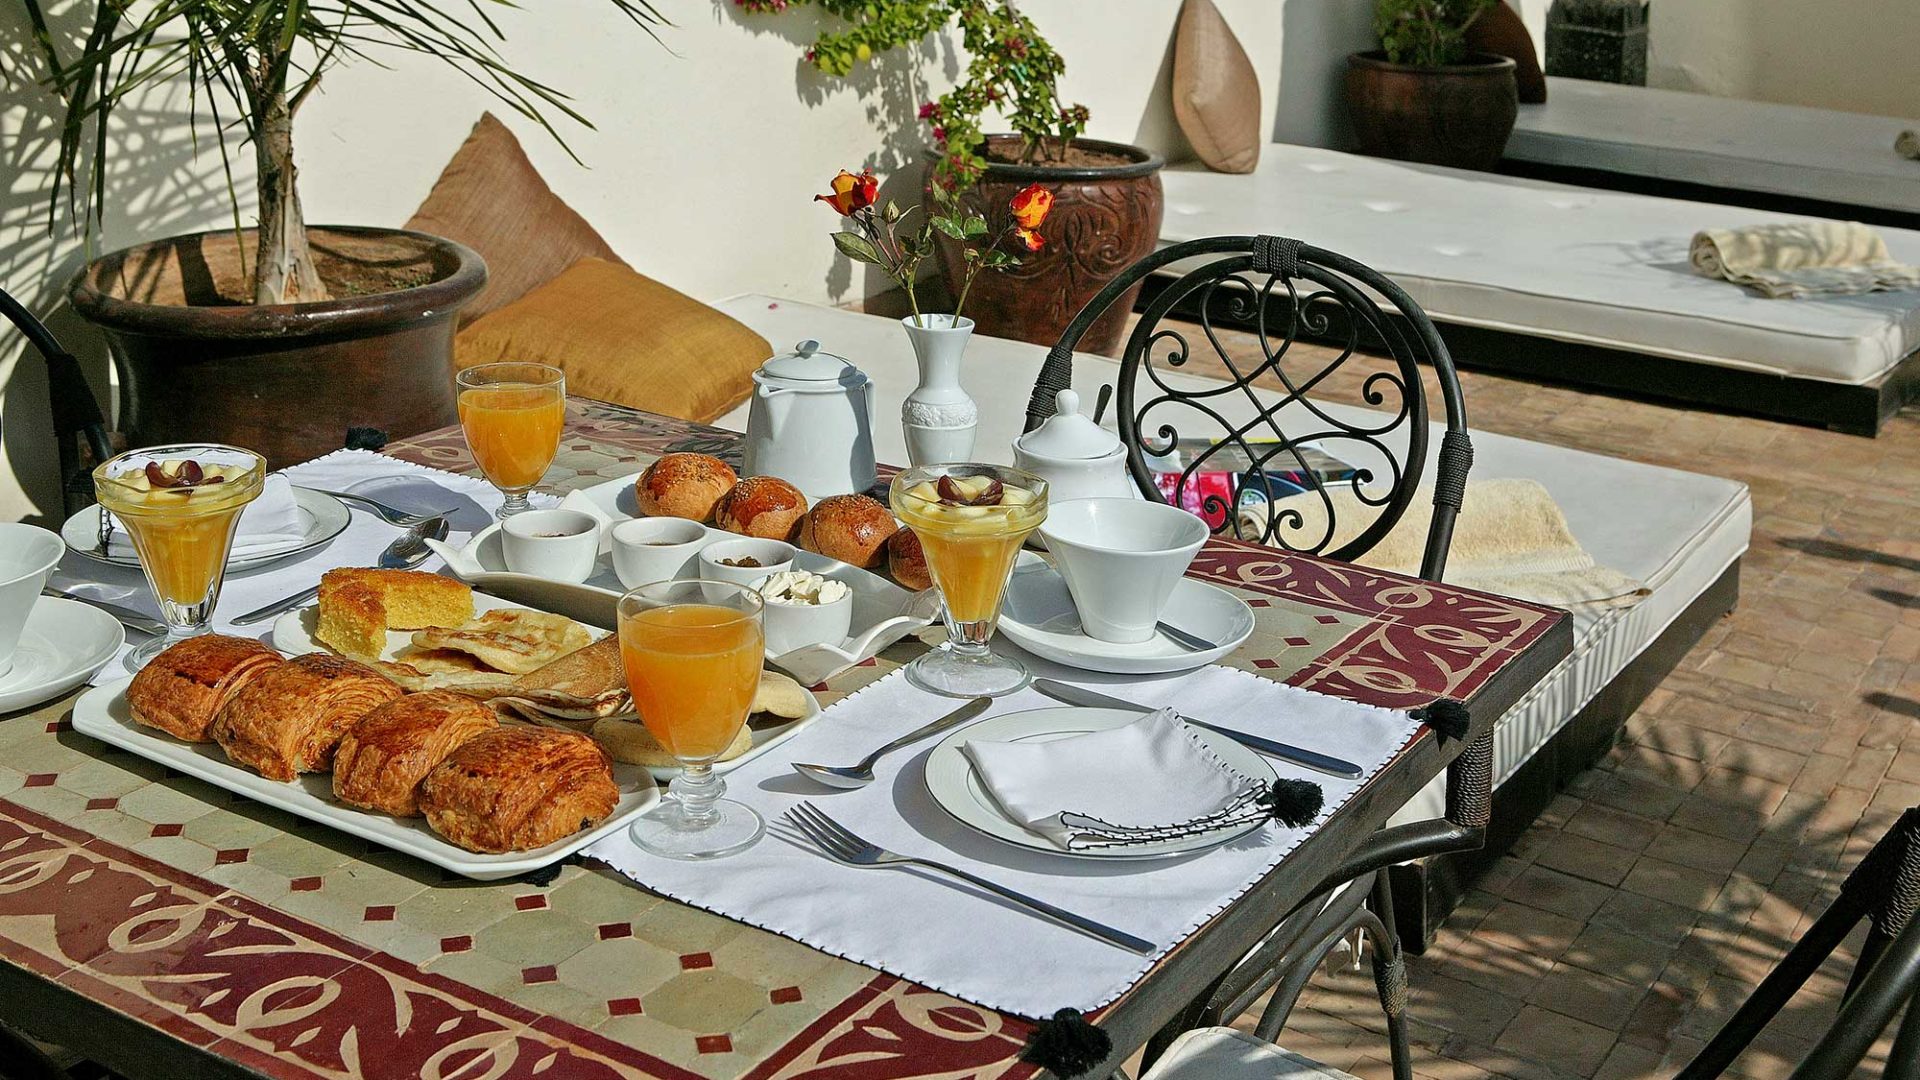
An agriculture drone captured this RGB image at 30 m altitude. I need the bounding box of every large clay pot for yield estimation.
[69,226,486,470]
[930,135,1164,356]
[1345,51,1519,171]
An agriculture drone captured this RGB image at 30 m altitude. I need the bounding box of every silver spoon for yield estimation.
[230,515,450,626]
[793,697,992,789]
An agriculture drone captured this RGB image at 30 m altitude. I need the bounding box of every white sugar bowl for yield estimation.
[1011,388,1137,504]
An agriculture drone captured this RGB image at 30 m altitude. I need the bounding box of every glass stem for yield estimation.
[942,605,995,658]
[672,763,724,827]
[496,491,532,520]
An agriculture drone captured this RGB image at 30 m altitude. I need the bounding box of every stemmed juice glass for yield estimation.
[92,443,266,670]
[618,580,767,859]
[456,362,566,520]
[890,463,1049,697]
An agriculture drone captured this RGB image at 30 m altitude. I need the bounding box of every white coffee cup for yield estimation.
[0,525,64,678]
[698,538,796,589]
[1038,498,1209,644]
[500,509,602,583]
[611,518,711,588]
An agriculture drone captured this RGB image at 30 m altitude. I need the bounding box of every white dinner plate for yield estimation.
[0,597,124,714]
[997,553,1255,675]
[270,589,824,781]
[61,486,351,574]
[923,706,1276,860]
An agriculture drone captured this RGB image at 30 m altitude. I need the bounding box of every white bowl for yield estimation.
[1037,498,1209,644]
[0,524,65,678]
[754,575,855,657]
[698,538,797,589]
[500,508,601,583]
[611,518,711,588]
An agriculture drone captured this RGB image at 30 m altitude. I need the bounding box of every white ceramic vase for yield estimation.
[899,314,978,466]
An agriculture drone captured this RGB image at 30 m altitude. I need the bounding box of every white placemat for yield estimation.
[54,449,549,677]
[586,663,1422,1018]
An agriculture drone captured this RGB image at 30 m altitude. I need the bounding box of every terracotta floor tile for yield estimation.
[1527,963,1646,1030]
[1529,833,1640,888]
[1495,1006,1617,1076]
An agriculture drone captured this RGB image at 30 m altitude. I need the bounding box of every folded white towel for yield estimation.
[108,472,308,559]
[1897,130,1920,161]
[1690,221,1920,299]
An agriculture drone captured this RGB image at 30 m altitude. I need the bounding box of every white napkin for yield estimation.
[106,472,308,559]
[963,708,1262,849]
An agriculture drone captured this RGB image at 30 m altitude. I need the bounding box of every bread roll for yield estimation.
[714,476,808,540]
[888,527,932,591]
[797,494,895,569]
[636,453,737,521]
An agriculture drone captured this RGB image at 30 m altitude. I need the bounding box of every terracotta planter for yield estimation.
[69,226,486,470]
[1345,50,1519,171]
[929,135,1164,356]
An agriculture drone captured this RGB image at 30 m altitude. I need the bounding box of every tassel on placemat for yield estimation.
[1020,1008,1111,1078]
[1413,698,1470,744]
[344,426,389,451]
[1262,779,1324,827]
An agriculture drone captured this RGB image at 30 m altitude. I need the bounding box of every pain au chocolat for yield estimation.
[332,690,500,817]
[210,653,404,781]
[126,635,284,743]
[418,727,618,853]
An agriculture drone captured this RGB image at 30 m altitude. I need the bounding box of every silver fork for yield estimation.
[783,803,1156,955]
[303,488,450,527]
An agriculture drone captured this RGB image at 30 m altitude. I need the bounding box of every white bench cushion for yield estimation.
[1159,145,1920,386]
[1145,1027,1357,1080]
[1509,77,1920,217]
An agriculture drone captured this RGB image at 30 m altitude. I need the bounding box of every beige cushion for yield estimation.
[455,258,770,424]
[1172,0,1262,174]
[405,113,626,324]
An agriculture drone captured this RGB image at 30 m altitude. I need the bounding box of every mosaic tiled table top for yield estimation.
[0,402,1569,1080]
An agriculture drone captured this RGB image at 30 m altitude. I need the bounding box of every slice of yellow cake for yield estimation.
[315,569,474,660]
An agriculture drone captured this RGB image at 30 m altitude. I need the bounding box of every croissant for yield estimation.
[419,727,618,853]
[210,653,403,781]
[125,635,283,743]
[332,690,499,817]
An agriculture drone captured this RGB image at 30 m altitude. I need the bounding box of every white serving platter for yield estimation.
[62,486,351,573]
[425,474,939,686]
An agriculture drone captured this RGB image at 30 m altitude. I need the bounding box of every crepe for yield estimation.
[491,637,631,727]
[410,609,593,675]
[374,648,522,697]
[590,716,754,767]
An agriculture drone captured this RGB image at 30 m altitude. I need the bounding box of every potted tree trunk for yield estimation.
[27,1,665,468]
[1346,0,1519,172]
[737,0,1164,357]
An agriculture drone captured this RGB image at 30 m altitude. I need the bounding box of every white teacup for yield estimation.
[500,509,602,583]
[611,518,712,589]
[1038,498,1209,644]
[698,538,796,589]
[0,524,64,678]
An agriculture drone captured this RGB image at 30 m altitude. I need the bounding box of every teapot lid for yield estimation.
[1017,388,1124,459]
[761,339,861,382]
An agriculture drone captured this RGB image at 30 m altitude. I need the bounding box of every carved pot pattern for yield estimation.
[929,136,1164,356]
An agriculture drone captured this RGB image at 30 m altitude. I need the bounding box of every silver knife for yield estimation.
[1032,679,1364,780]
[42,587,167,636]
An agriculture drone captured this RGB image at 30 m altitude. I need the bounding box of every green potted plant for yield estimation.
[738,0,1164,356]
[1346,0,1520,171]
[23,1,665,468]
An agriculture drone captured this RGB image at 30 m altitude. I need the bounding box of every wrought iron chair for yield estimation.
[1025,235,1473,582]
[0,284,113,516]
[1143,806,1920,1080]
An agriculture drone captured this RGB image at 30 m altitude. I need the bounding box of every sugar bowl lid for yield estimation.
[760,339,863,383]
[1017,388,1123,459]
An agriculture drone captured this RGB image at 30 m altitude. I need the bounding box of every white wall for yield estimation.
[0,0,1288,524]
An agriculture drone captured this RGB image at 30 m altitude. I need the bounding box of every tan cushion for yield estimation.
[454,259,769,425]
[1172,0,1263,174]
[405,113,625,324]
[1466,2,1546,104]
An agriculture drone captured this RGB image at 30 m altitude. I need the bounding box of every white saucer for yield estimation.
[61,487,351,574]
[997,553,1255,674]
[0,597,125,714]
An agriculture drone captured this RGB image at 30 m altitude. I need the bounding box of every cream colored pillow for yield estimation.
[1172,0,1263,174]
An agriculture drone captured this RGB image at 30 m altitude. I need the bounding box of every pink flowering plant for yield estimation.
[735,0,1088,190]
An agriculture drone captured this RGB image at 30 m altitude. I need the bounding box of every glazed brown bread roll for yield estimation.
[888,526,933,591]
[419,727,618,853]
[714,475,808,540]
[126,635,284,743]
[210,653,404,781]
[797,494,895,569]
[636,453,737,521]
[332,690,499,817]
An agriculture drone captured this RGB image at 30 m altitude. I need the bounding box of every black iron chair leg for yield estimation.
[1888,999,1920,1080]
[1252,880,1378,1041]
[1790,917,1920,1080]
[1368,870,1414,1080]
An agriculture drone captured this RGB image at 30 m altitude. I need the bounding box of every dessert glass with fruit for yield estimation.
[890,464,1048,697]
[617,579,767,859]
[92,444,267,669]
[456,362,566,520]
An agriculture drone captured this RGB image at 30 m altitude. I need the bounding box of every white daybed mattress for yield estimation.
[1158,145,1920,386]
[1508,77,1920,217]
[716,295,1752,821]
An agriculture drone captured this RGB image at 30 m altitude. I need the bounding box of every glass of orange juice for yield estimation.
[891,464,1048,697]
[456,362,566,520]
[92,443,266,669]
[618,579,767,859]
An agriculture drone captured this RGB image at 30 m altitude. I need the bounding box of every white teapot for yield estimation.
[1011,388,1137,503]
[742,340,878,499]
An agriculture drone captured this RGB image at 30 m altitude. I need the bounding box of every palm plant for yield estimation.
[20,0,667,305]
